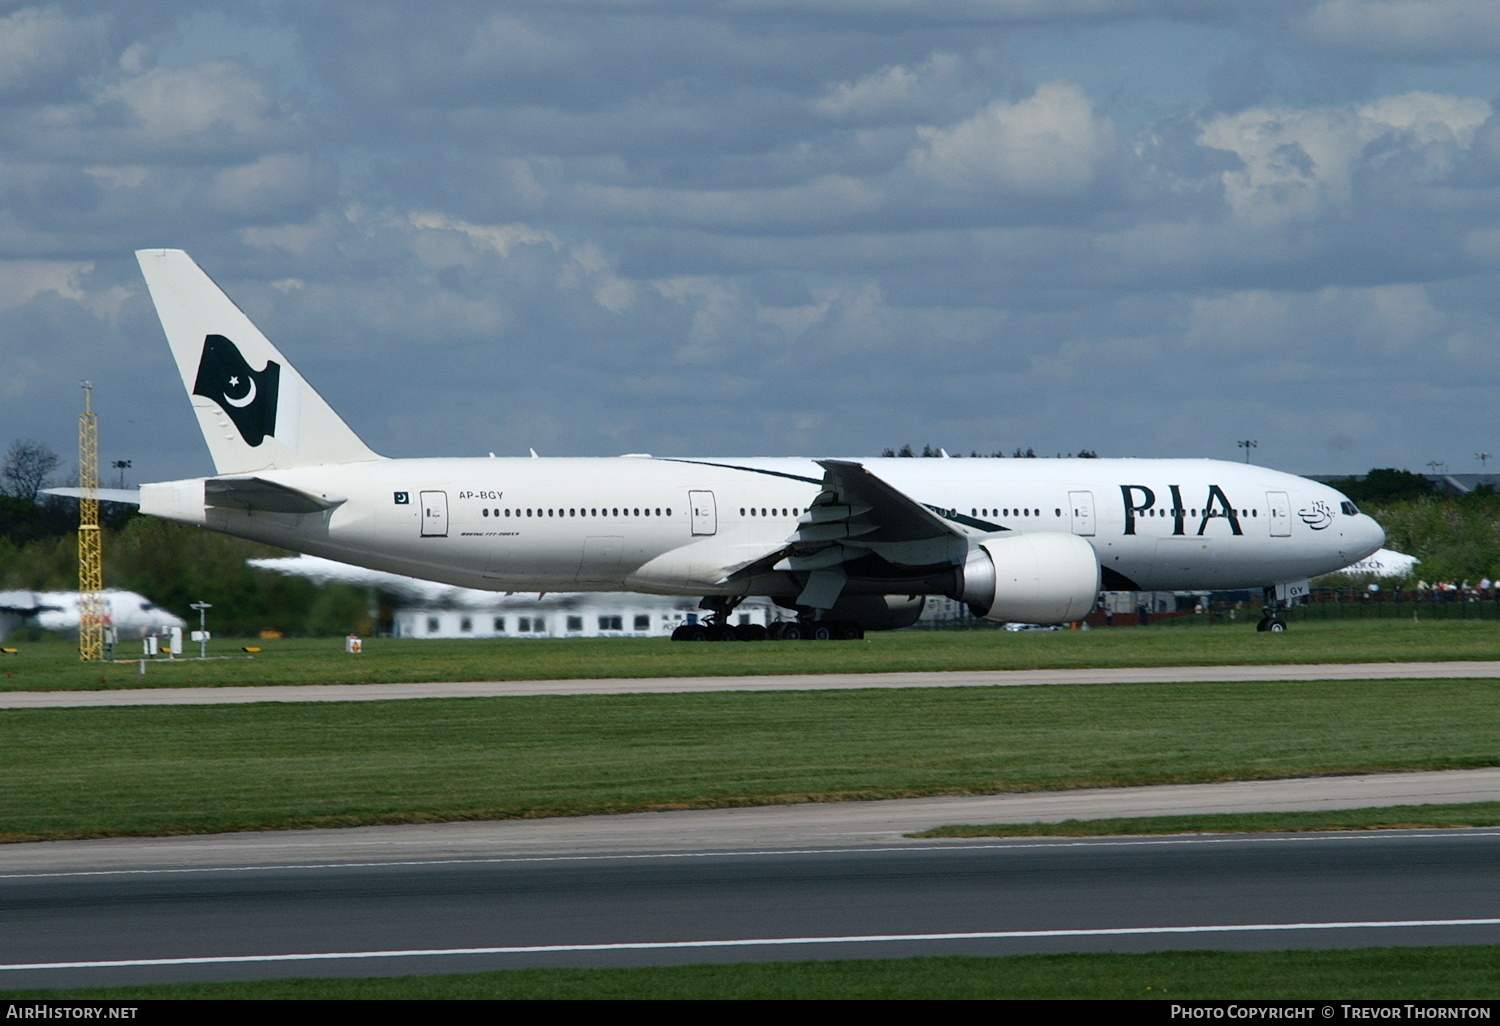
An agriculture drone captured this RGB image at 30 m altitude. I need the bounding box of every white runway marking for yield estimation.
[6,919,1499,971]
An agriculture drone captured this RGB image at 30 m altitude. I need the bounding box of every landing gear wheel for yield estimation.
[779,622,804,641]
[1256,617,1288,632]
[807,623,833,641]
[734,623,767,641]
[834,621,864,641]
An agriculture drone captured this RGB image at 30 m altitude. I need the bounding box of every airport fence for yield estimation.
[1156,593,1500,626]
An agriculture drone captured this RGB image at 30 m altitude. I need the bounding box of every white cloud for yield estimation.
[92,60,296,156]
[0,6,107,101]
[408,213,560,260]
[909,81,1119,199]
[817,53,966,122]
[0,259,91,310]
[1185,283,1446,356]
[1198,92,1493,225]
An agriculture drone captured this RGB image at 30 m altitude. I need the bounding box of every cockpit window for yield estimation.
[1340,501,1359,516]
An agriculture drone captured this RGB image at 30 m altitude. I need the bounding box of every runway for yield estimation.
[5,659,1500,707]
[3,828,1498,986]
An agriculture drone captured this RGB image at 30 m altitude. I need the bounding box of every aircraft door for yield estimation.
[1266,492,1291,537]
[689,490,717,536]
[1068,490,1095,536]
[420,490,448,537]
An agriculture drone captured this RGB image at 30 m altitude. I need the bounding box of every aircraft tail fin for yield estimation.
[136,249,382,475]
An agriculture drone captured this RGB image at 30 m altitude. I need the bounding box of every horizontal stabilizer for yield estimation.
[41,488,141,505]
[204,477,346,514]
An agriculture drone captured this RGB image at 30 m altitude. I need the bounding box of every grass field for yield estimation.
[4,617,1500,691]
[5,946,1497,1000]
[5,674,1497,840]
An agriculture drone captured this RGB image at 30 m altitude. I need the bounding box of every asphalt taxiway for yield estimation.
[4,659,1499,707]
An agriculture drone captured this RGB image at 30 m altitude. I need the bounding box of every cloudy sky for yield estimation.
[3,1,1499,483]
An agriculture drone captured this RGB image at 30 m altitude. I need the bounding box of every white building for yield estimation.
[392,591,775,639]
[250,555,775,639]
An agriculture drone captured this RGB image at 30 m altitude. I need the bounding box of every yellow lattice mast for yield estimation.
[78,381,105,662]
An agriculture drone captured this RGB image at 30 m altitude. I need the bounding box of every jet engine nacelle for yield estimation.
[957,532,1100,624]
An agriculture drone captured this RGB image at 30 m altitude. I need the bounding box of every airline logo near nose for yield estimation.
[1297,501,1333,530]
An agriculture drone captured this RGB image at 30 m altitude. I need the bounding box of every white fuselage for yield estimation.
[140,455,1386,599]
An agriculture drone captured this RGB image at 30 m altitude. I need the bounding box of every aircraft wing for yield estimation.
[724,460,971,607]
[204,476,346,514]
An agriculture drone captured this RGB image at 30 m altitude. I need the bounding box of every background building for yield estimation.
[251,555,775,639]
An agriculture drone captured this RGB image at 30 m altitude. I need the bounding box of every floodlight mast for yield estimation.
[77,382,104,662]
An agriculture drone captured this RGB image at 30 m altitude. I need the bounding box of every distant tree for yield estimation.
[2,440,60,502]
[1329,468,1437,505]
[897,444,914,457]
[1076,449,1099,458]
[1013,447,1036,458]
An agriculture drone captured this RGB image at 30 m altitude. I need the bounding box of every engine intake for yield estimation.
[958,533,1099,623]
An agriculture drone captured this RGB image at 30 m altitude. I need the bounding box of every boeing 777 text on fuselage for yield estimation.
[128,249,1385,639]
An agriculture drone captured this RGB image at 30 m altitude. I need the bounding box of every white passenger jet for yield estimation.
[126,249,1384,639]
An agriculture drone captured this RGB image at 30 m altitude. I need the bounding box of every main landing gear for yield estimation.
[669,597,864,641]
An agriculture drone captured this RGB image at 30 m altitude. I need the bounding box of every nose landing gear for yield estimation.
[1257,586,1289,632]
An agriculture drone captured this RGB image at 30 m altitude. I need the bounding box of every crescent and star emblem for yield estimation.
[223,374,258,408]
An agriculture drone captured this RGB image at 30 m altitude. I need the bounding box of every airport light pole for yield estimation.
[1477,453,1492,470]
[111,460,131,489]
[190,601,211,659]
[1237,439,1257,463]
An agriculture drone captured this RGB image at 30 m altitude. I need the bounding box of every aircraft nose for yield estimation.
[1348,514,1385,562]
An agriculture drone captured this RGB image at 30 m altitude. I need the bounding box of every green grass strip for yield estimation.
[912,802,1500,838]
[6,618,1500,692]
[4,678,1497,841]
[5,946,1498,1000]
